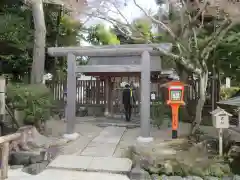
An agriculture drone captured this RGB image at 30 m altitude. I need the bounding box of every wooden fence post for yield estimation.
[0,76,6,136]
[1,142,9,179]
[0,133,21,179]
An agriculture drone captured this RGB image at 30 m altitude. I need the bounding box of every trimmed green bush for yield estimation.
[6,83,55,128]
[220,87,240,100]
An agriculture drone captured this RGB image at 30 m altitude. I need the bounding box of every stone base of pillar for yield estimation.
[63,132,80,141]
[104,111,110,117]
[137,136,153,143]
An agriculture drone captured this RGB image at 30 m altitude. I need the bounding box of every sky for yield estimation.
[84,0,159,27]
[120,0,158,22]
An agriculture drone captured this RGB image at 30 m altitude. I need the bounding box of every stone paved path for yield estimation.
[9,126,131,180]
[47,126,132,174]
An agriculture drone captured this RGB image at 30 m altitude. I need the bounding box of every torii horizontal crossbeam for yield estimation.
[76,65,141,72]
[48,43,172,57]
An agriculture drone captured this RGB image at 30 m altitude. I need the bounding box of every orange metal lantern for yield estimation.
[164,81,186,139]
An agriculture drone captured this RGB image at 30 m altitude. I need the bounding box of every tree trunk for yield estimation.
[176,63,195,122]
[31,0,46,84]
[191,71,208,135]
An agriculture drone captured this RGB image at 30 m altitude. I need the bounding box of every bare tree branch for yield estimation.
[152,45,202,74]
[112,2,131,26]
[191,0,209,24]
[132,0,177,39]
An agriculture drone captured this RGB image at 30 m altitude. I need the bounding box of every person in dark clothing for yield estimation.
[122,84,135,121]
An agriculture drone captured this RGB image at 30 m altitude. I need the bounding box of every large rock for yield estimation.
[9,152,44,166]
[22,161,49,175]
[17,126,68,149]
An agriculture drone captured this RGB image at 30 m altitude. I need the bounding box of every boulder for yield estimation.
[129,166,151,180]
[22,161,49,175]
[9,151,44,166]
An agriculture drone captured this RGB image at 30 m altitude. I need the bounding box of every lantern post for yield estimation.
[165,81,185,139]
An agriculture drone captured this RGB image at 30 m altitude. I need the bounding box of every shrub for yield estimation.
[151,101,171,129]
[220,87,240,100]
[6,83,55,128]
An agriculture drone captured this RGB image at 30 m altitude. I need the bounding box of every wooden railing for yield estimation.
[0,133,21,179]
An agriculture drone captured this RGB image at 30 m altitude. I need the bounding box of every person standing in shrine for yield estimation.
[122,83,135,121]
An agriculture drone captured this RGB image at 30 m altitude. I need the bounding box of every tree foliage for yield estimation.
[86,24,120,45]
[216,24,240,85]
[0,0,33,78]
[0,1,83,81]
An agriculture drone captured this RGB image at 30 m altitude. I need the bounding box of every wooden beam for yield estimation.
[0,133,21,144]
[1,142,9,179]
[0,132,21,179]
[48,43,172,57]
[76,65,141,73]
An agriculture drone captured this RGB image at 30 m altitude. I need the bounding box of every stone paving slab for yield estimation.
[80,127,126,157]
[48,155,93,170]
[47,155,132,173]
[13,169,130,180]
[7,169,33,180]
[92,126,126,144]
[81,143,116,156]
[59,133,99,155]
[89,157,132,173]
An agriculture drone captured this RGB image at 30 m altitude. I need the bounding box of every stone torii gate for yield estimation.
[48,43,172,142]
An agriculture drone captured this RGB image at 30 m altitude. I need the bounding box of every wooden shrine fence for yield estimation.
[46,77,219,115]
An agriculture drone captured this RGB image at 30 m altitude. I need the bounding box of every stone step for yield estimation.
[11,169,130,180]
[47,155,132,174]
